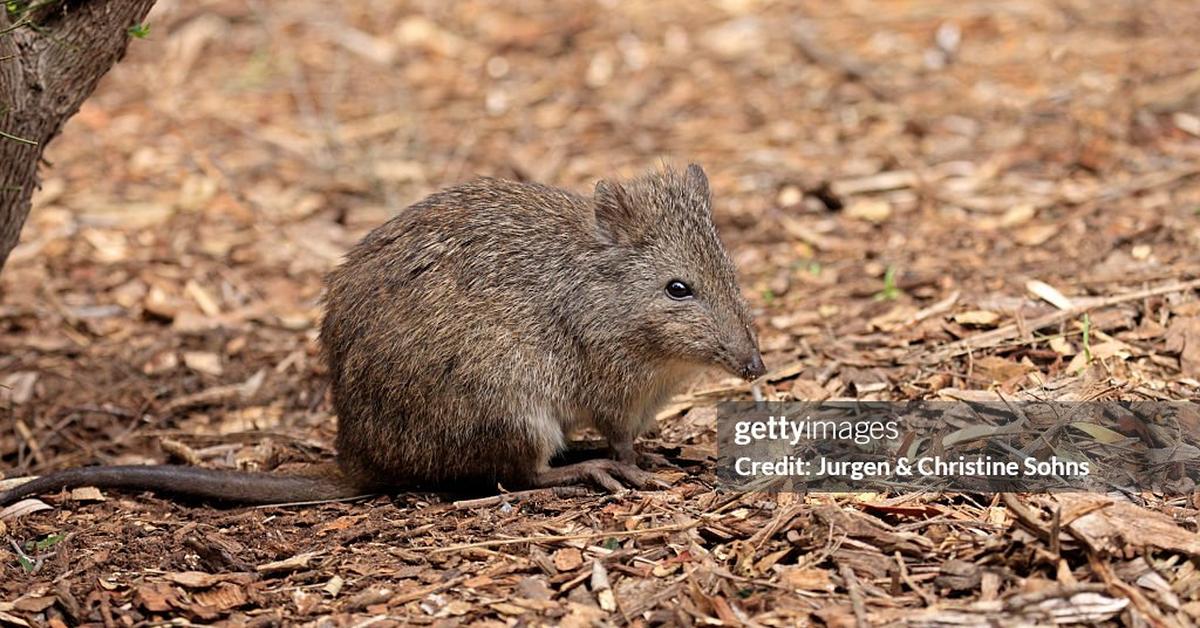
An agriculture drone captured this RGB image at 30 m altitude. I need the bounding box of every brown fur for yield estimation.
[0,164,764,505]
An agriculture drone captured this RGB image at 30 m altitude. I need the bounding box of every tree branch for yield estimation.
[0,0,157,271]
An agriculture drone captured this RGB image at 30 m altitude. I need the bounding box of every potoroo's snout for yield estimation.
[738,348,766,381]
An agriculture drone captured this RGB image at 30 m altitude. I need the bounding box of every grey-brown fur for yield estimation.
[324,163,762,491]
[0,164,764,505]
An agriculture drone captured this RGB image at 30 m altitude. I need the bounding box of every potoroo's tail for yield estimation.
[0,465,367,506]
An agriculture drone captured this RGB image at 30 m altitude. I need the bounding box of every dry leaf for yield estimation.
[590,560,616,611]
[316,514,366,535]
[1056,494,1200,556]
[972,356,1034,383]
[142,351,179,375]
[184,280,221,316]
[257,551,322,573]
[999,203,1036,227]
[1026,280,1073,310]
[136,583,182,612]
[292,590,321,615]
[490,602,530,616]
[779,567,836,592]
[1065,341,1132,372]
[953,310,1001,327]
[1165,316,1200,377]
[559,602,607,628]
[164,571,251,588]
[0,498,51,522]
[1069,422,1129,445]
[0,372,37,405]
[81,229,128,263]
[942,422,1027,448]
[462,574,494,588]
[172,311,227,333]
[1014,223,1057,246]
[1049,336,1074,355]
[183,351,223,376]
[216,406,282,434]
[69,487,105,502]
[844,198,892,223]
[790,378,830,401]
[143,286,182,320]
[552,547,584,571]
[12,597,55,613]
[701,18,764,59]
[193,582,248,611]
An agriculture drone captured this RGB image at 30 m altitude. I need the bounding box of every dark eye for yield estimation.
[665,280,693,300]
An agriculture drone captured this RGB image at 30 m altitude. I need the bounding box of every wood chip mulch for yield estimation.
[3,0,1200,625]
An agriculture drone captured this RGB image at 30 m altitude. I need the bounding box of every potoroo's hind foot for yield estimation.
[533,459,653,493]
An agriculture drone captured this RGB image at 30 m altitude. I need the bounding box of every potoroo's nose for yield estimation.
[739,351,766,381]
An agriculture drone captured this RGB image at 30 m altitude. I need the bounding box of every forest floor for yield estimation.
[3,0,1200,625]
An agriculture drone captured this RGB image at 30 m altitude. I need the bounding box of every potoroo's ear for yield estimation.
[593,178,643,245]
[686,162,710,216]
[685,163,711,203]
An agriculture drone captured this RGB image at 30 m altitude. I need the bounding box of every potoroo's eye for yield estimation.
[665,279,694,300]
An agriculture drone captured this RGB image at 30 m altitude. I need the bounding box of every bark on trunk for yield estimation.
[0,0,157,273]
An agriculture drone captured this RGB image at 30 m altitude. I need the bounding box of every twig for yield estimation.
[452,486,589,509]
[838,562,869,627]
[747,504,805,549]
[252,494,378,509]
[9,538,33,565]
[906,290,960,326]
[1001,493,1050,542]
[1001,582,1108,609]
[908,278,1200,363]
[895,550,936,606]
[0,18,31,36]
[897,516,1004,532]
[10,538,56,574]
[1072,267,1200,287]
[14,418,45,466]
[68,404,136,419]
[429,520,701,554]
[389,574,469,606]
[1089,167,1200,204]
[1049,506,1061,556]
[0,129,37,145]
[392,562,518,605]
[1087,553,1168,625]
[619,579,688,619]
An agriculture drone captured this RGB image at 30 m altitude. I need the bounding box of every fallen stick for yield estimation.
[906,278,1200,364]
[428,520,700,555]
[452,486,589,509]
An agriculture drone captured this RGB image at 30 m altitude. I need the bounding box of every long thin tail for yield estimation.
[0,465,365,506]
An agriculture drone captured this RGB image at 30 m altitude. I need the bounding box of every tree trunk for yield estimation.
[0,0,157,273]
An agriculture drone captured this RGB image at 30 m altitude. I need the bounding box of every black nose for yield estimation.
[740,352,766,381]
